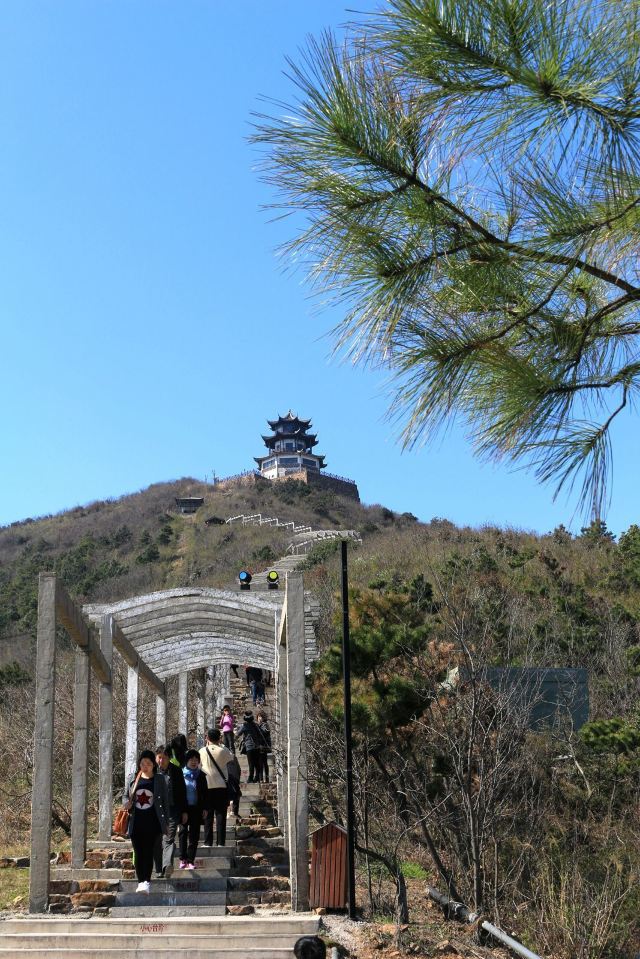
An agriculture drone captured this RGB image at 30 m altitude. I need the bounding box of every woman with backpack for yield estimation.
[255,711,272,783]
[237,711,265,784]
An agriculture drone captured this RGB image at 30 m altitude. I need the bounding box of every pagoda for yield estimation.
[255,411,326,479]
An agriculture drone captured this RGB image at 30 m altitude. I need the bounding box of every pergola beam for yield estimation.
[55,579,111,684]
[112,620,165,696]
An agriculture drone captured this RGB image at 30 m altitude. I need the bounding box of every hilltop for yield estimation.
[0,475,406,649]
[1,476,640,953]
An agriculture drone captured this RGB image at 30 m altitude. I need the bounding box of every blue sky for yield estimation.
[0,1,638,536]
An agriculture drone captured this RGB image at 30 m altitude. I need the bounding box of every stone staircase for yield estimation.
[0,915,320,957]
[224,510,361,592]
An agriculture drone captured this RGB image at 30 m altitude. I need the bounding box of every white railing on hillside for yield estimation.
[225,513,312,536]
[286,529,362,555]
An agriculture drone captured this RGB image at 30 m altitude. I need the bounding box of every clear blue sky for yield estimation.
[1,1,638,536]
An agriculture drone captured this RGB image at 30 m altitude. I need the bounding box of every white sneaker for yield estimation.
[136,881,151,894]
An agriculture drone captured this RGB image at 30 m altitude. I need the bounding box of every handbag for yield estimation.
[113,770,142,837]
[113,806,129,837]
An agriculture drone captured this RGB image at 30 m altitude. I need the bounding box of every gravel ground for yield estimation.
[321,914,370,955]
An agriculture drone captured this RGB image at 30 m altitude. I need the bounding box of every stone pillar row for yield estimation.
[29,572,309,914]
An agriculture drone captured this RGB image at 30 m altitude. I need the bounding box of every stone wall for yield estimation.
[215,469,360,501]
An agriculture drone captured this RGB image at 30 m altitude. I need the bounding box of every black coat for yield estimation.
[164,762,187,815]
[238,719,268,752]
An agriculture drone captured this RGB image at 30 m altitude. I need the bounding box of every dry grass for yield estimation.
[0,868,29,912]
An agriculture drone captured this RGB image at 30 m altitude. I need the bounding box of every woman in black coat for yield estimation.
[237,711,265,784]
[122,750,170,894]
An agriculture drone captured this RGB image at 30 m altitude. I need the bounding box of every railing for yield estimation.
[225,513,312,536]
[316,470,358,486]
[286,530,362,555]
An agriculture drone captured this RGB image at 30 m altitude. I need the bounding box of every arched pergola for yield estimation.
[30,573,315,913]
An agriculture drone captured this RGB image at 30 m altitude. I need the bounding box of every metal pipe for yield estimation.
[426,886,543,959]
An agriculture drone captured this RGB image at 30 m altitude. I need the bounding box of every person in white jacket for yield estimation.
[198,728,234,846]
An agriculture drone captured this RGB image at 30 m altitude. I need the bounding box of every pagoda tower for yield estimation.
[255,411,326,479]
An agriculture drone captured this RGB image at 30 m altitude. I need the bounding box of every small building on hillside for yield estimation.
[175,496,204,515]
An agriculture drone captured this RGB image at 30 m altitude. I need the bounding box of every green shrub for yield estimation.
[136,544,160,565]
[0,662,30,687]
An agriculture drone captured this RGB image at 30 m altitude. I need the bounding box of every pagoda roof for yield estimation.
[267,410,312,430]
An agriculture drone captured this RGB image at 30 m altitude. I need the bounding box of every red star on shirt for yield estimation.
[136,789,152,808]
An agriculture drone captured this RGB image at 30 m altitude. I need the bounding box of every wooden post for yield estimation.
[285,572,310,911]
[98,615,114,841]
[71,647,91,867]
[178,671,188,734]
[124,665,139,790]
[29,573,58,913]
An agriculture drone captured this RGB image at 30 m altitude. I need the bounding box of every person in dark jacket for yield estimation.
[123,750,169,894]
[245,666,264,706]
[169,733,187,769]
[227,753,242,819]
[179,750,208,868]
[154,745,188,877]
[255,711,272,783]
[237,711,264,784]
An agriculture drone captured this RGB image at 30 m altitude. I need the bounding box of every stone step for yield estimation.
[191,861,231,875]
[119,877,227,893]
[191,845,234,858]
[0,949,297,958]
[0,917,319,934]
[113,890,227,907]
[108,905,226,917]
[0,933,309,949]
[51,869,124,880]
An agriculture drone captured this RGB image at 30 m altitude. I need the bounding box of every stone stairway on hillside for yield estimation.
[224,511,361,592]
[44,668,288,922]
[0,915,320,958]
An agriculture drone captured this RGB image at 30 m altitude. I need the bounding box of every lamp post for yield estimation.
[341,539,357,919]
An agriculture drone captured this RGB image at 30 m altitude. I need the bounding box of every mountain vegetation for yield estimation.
[1,478,639,953]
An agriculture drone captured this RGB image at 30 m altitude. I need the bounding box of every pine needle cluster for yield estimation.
[253,0,640,518]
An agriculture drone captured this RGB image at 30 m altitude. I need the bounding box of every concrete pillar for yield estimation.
[29,573,57,913]
[124,665,139,790]
[178,671,188,735]
[205,666,216,729]
[285,571,310,911]
[71,647,91,867]
[217,664,230,712]
[98,615,114,842]
[156,694,167,745]
[196,669,205,746]
[275,628,288,847]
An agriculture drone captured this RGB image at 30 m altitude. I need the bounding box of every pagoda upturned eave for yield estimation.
[267,414,312,430]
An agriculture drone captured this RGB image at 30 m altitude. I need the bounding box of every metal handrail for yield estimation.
[287,530,362,555]
[225,512,313,535]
